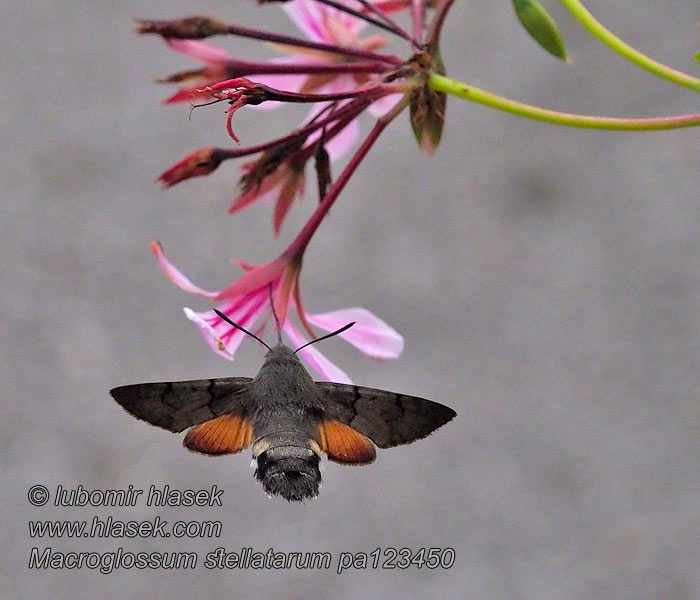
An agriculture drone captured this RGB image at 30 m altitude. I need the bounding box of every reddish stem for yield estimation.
[426,0,457,50]
[224,60,390,77]
[264,83,398,104]
[353,0,415,44]
[285,98,408,258]
[411,0,425,42]
[224,22,403,65]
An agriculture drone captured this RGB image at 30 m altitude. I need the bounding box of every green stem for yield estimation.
[429,72,700,130]
[559,0,700,92]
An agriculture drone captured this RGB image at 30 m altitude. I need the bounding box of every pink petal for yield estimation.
[324,115,359,161]
[273,173,304,235]
[368,92,404,117]
[184,307,235,360]
[283,319,352,383]
[273,260,300,326]
[183,290,270,360]
[306,307,404,359]
[283,0,331,43]
[150,242,219,298]
[229,169,285,214]
[166,39,232,64]
[322,7,365,43]
[304,93,360,161]
[214,256,288,301]
[163,87,203,104]
[284,0,367,40]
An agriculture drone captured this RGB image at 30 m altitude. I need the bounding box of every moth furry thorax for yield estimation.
[110,342,456,501]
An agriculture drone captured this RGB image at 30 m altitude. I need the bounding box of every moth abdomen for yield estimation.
[252,432,322,502]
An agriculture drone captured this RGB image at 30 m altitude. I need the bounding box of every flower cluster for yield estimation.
[146,1,443,228]
[139,0,447,379]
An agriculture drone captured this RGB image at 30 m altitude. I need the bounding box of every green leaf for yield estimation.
[695,50,700,65]
[512,0,567,60]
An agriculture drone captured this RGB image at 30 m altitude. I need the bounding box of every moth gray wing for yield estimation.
[315,382,456,448]
[110,377,253,433]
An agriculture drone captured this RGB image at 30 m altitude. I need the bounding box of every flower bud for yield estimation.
[158,147,226,187]
[512,0,567,60]
[136,16,230,39]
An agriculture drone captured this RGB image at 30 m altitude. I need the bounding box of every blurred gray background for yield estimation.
[2,1,699,598]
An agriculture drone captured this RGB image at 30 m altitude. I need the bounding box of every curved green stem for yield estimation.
[559,0,700,92]
[429,72,700,130]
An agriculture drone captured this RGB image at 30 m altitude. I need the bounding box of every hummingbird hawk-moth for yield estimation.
[110,310,456,501]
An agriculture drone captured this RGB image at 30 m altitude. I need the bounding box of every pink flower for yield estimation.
[150,242,404,383]
[279,0,402,119]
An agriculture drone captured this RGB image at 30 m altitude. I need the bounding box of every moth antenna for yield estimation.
[294,322,355,354]
[268,283,282,345]
[213,309,271,351]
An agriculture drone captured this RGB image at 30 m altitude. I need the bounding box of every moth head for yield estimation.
[264,343,298,363]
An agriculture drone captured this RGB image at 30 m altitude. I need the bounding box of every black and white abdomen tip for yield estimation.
[252,434,322,501]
